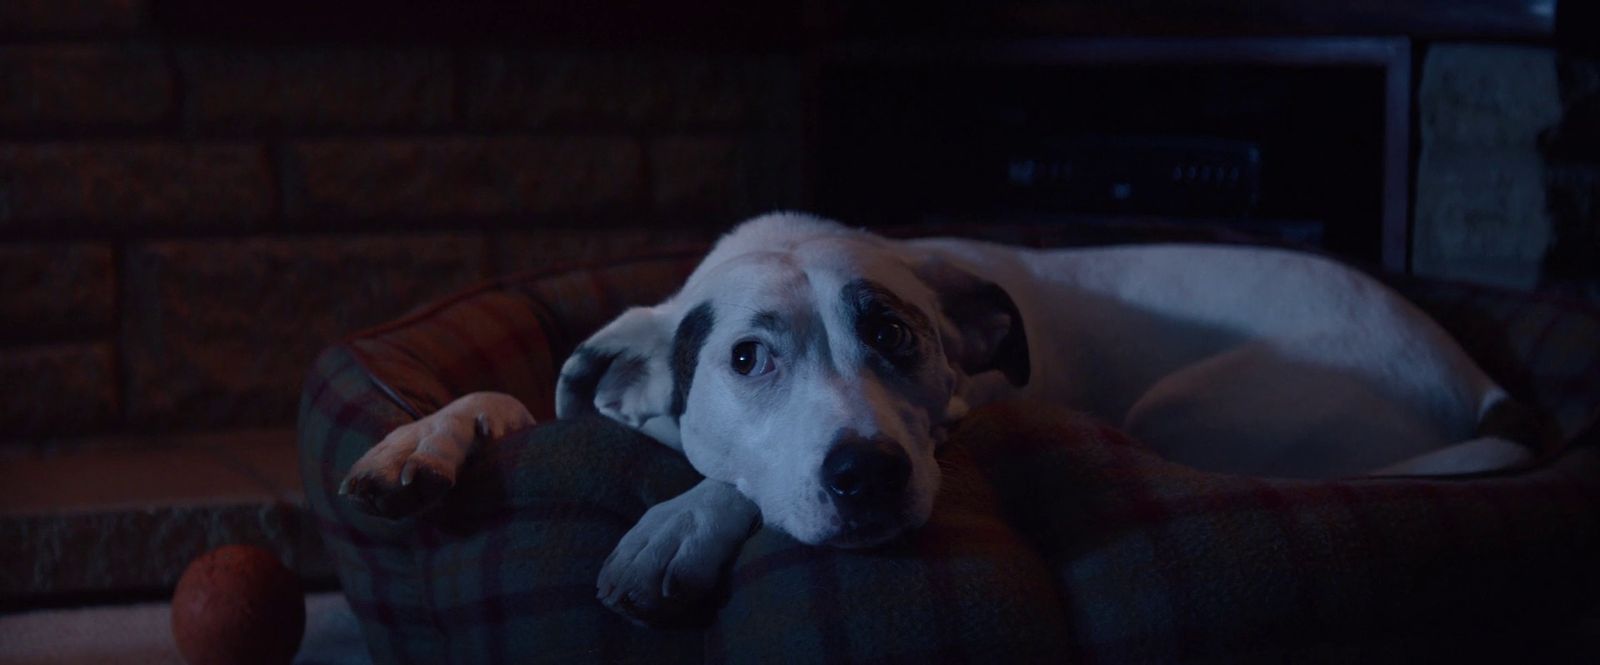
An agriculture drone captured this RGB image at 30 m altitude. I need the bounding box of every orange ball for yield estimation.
[171,544,306,665]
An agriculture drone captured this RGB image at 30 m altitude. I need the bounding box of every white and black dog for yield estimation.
[342,211,1535,623]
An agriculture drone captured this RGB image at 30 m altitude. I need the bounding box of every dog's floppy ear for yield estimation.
[914,259,1030,387]
[555,302,716,448]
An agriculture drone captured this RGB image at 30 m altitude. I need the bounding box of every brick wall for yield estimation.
[0,1,806,450]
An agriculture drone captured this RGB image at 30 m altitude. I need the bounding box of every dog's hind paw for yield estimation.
[597,479,759,627]
[338,392,535,519]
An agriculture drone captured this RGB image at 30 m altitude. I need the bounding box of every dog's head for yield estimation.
[556,213,1028,547]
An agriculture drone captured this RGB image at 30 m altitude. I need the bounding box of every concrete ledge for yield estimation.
[0,429,333,602]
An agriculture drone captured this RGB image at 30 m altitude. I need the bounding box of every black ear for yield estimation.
[915,260,1030,387]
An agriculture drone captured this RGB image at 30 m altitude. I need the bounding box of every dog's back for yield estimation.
[909,236,1521,477]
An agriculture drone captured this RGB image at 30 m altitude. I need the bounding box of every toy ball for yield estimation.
[171,544,306,665]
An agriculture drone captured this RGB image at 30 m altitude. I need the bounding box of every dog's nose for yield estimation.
[822,436,910,504]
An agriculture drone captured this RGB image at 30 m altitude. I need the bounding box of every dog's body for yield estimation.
[910,235,1508,478]
[342,212,1532,623]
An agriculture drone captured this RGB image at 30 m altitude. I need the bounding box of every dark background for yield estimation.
[2,0,1597,601]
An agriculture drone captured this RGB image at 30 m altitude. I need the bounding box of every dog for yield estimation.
[341,211,1537,624]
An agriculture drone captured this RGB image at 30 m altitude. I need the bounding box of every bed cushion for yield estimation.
[300,234,1600,664]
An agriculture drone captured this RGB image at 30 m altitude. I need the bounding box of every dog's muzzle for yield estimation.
[820,434,912,547]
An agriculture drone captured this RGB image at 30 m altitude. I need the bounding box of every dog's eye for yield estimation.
[865,319,911,353]
[731,340,775,376]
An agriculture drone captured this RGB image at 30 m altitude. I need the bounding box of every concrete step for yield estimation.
[0,591,367,664]
[0,429,334,605]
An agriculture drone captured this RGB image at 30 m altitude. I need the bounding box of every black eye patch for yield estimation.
[841,279,929,374]
[670,302,715,416]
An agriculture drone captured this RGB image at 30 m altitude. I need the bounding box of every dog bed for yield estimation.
[299,228,1600,663]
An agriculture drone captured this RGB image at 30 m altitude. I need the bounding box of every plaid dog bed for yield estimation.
[299,230,1600,664]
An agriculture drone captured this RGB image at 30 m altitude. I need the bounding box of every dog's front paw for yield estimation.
[339,392,534,519]
[597,480,758,627]
[338,417,461,519]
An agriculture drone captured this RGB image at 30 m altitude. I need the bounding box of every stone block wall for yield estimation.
[1543,54,1600,301]
[1412,43,1562,290]
[0,2,806,452]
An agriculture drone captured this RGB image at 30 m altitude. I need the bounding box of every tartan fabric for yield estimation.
[299,229,1600,664]
[298,252,704,664]
[953,402,1600,663]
